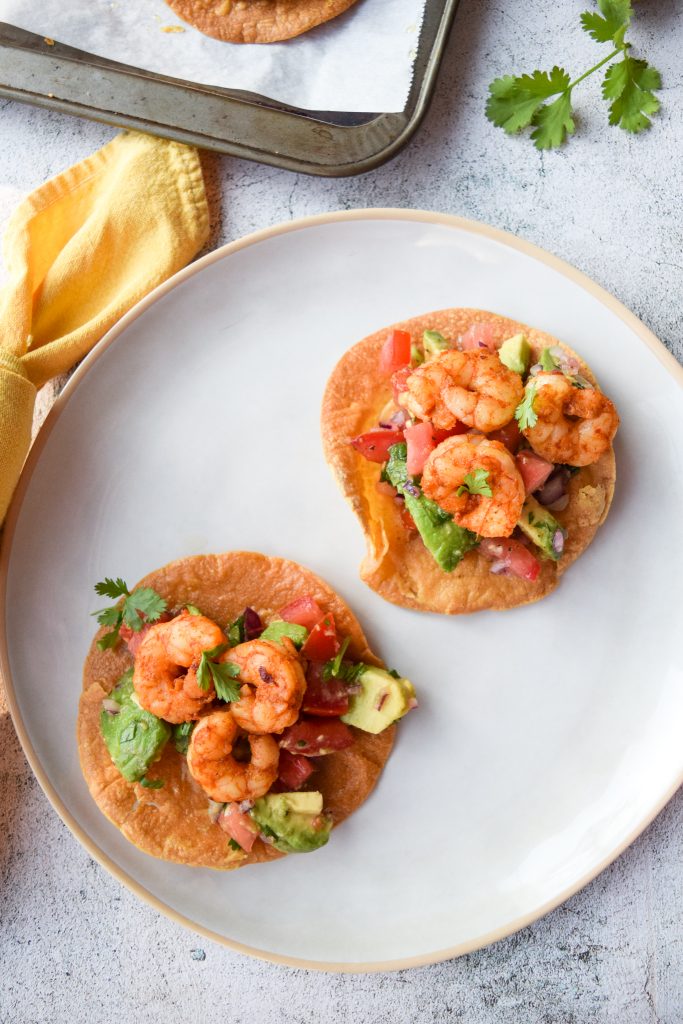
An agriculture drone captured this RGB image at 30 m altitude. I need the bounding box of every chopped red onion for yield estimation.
[239,799,254,812]
[407,697,419,711]
[403,481,420,498]
[552,529,565,556]
[546,494,570,512]
[208,800,224,823]
[389,409,409,429]
[375,691,389,712]
[490,560,508,575]
[378,421,394,429]
[536,467,570,507]
[550,346,581,376]
[529,363,542,376]
[102,699,121,715]
[243,607,263,640]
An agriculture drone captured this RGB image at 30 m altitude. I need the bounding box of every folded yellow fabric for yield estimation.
[0,131,209,523]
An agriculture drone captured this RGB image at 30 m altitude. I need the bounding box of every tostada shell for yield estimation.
[165,0,360,44]
[78,552,394,869]
[321,308,617,615]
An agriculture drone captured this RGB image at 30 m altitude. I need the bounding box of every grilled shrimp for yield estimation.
[187,708,279,803]
[398,350,524,433]
[422,434,525,537]
[133,610,226,724]
[227,638,306,735]
[523,373,619,467]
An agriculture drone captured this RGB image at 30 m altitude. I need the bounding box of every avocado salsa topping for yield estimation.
[350,321,620,582]
[94,577,416,860]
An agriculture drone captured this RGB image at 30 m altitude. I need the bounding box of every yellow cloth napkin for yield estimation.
[0,131,209,523]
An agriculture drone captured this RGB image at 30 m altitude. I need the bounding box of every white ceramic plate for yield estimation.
[2,211,682,972]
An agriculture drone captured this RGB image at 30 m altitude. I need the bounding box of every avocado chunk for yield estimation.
[100,668,171,783]
[341,666,416,734]
[518,495,566,560]
[259,620,309,648]
[385,443,478,572]
[423,329,450,357]
[250,792,332,854]
[498,333,531,375]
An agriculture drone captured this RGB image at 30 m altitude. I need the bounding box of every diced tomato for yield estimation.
[278,594,324,631]
[217,803,260,852]
[398,502,418,532]
[488,421,522,453]
[350,430,404,464]
[478,537,541,582]
[120,611,172,656]
[379,329,412,376]
[391,366,413,404]
[516,450,554,495]
[405,421,435,475]
[460,322,500,351]
[280,717,354,756]
[301,614,339,662]
[277,750,316,790]
[303,662,350,717]
[432,422,469,443]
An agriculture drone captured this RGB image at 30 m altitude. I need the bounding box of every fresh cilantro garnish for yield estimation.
[486,1,661,149]
[540,348,560,372]
[93,578,167,650]
[456,469,492,499]
[197,644,241,702]
[139,777,164,789]
[515,385,538,431]
[172,721,195,755]
[228,838,243,852]
[227,613,245,646]
[185,604,201,616]
[388,669,401,680]
[322,638,371,683]
[326,637,350,677]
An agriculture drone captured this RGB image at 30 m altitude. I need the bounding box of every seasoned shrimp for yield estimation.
[523,373,619,467]
[226,638,306,735]
[422,434,525,537]
[187,708,279,803]
[398,350,524,433]
[133,610,226,724]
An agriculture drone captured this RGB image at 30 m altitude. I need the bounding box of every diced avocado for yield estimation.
[260,620,308,648]
[385,443,478,572]
[341,666,415,734]
[498,333,531,375]
[172,721,194,755]
[517,495,566,561]
[410,343,424,366]
[100,669,171,783]
[423,329,450,357]
[250,792,332,854]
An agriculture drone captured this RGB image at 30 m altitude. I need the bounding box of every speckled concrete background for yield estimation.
[1,1,682,1021]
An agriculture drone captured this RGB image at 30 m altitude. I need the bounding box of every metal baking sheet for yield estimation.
[0,0,459,177]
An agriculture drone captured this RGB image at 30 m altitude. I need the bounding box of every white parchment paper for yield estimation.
[1,0,426,112]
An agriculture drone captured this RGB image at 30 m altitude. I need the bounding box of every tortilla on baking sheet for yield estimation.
[78,551,394,869]
[321,308,617,615]
[165,0,360,43]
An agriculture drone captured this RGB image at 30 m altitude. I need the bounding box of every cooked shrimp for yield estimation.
[187,708,279,803]
[226,638,306,735]
[421,435,525,537]
[133,610,226,724]
[523,372,619,467]
[398,350,524,433]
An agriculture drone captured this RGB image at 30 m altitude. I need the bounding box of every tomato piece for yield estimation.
[488,421,522,453]
[350,429,404,464]
[516,450,554,495]
[405,421,435,475]
[217,803,260,852]
[280,717,354,756]
[432,422,469,444]
[277,750,316,790]
[379,329,412,376]
[460,322,500,351]
[478,537,540,582]
[303,662,350,716]
[278,594,325,631]
[391,366,413,404]
[301,614,339,662]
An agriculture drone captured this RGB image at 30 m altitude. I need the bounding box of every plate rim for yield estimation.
[2,207,682,973]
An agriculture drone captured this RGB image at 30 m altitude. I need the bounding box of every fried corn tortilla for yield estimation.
[78,552,394,869]
[165,0,360,43]
[321,308,617,615]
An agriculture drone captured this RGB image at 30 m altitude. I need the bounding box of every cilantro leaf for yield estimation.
[186,604,201,616]
[603,56,661,132]
[326,637,350,678]
[97,629,122,651]
[139,777,164,789]
[227,614,245,646]
[197,644,241,702]
[228,838,243,852]
[122,588,167,631]
[486,67,571,135]
[580,0,631,46]
[456,469,493,498]
[95,605,124,628]
[540,348,560,372]
[530,92,575,150]
[94,577,129,599]
[173,722,195,755]
[515,384,538,431]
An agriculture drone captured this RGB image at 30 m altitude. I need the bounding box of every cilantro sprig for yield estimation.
[486,1,661,149]
[93,578,167,651]
[456,469,492,499]
[322,638,369,684]
[196,644,242,703]
[515,385,539,431]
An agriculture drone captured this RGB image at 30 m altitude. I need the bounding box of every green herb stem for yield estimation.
[568,46,623,90]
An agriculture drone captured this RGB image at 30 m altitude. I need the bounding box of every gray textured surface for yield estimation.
[1,1,683,1020]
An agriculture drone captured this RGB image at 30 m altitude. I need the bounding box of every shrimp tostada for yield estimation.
[321,308,620,614]
[164,0,359,44]
[78,552,416,869]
